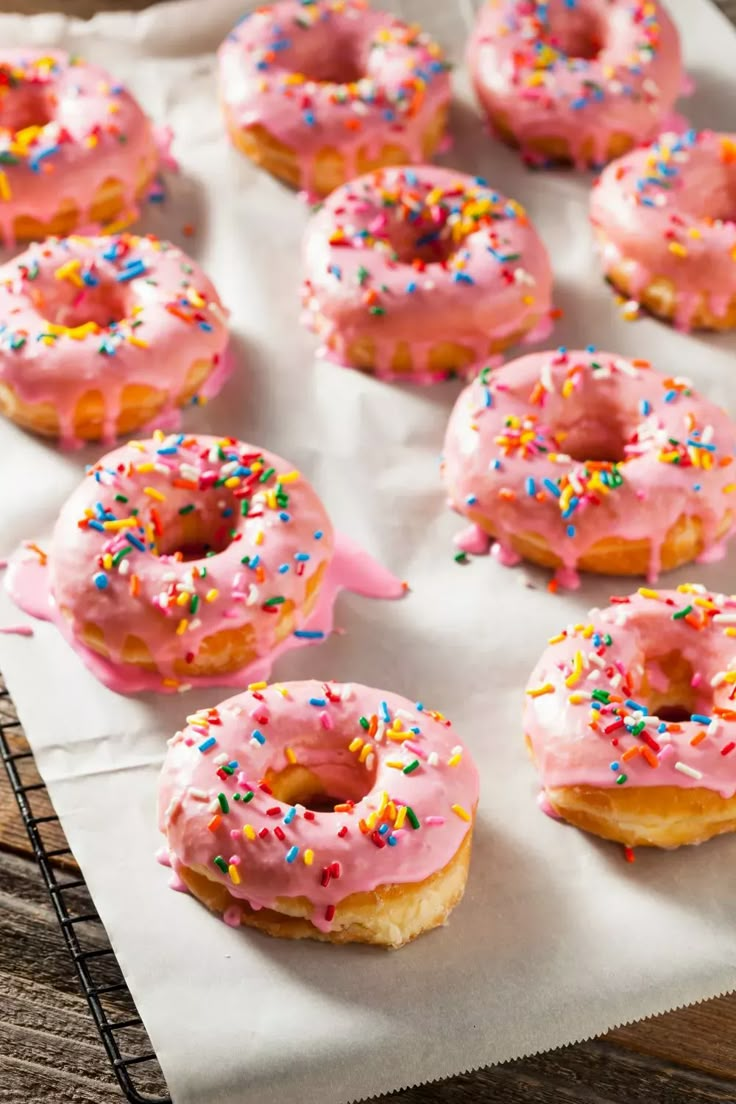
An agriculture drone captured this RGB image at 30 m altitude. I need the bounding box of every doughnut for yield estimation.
[218,0,450,197]
[0,234,229,446]
[442,348,736,586]
[301,166,553,382]
[39,434,336,693]
[590,130,736,330]
[0,50,158,245]
[158,679,479,946]
[525,585,736,848]
[467,0,683,169]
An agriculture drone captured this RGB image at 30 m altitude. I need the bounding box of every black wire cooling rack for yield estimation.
[0,678,171,1104]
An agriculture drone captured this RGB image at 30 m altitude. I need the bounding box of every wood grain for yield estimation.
[2,1,736,1102]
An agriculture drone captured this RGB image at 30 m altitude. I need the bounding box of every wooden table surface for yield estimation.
[3,1,736,1102]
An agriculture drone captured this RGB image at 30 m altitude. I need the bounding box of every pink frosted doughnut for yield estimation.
[590,130,736,330]
[43,434,335,693]
[467,0,683,169]
[0,234,230,446]
[301,165,553,383]
[524,585,736,847]
[158,679,479,946]
[442,348,736,586]
[0,50,158,244]
[218,0,450,197]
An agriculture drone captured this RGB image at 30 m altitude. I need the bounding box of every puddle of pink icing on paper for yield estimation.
[5,532,404,695]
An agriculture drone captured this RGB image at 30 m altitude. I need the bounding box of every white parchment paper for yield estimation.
[1,1,736,1101]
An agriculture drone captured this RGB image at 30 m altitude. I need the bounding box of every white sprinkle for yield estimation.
[427,751,439,767]
[189,788,209,801]
[674,761,703,780]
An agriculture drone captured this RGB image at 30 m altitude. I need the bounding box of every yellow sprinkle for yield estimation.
[451,804,471,822]
[378,790,389,814]
[126,335,149,349]
[395,806,407,830]
[527,682,555,697]
[386,759,405,769]
[224,476,240,488]
[102,518,137,531]
[175,618,189,635]
[228,863,240,885]
[386,801,397,821]
[102,553,112,569]
[248,681,267,691]
[278,471,300,483]
[135,462,155,473]
[176,591,190,607]
[366,811,378,830]
[255,530,264,545]
[0,171,11,201]
[143,485,166,501]
[276,685,289,697]
[205,588,219,602]
[725,628,736,638]
[568,692,587,705]
[668,241,688,258]
[243,824,256,840]
[564,651,584,689]
[186,286,206,308]
[723,484,736,494]
[285,746,297,765]
[548,632,566,644]
[303,848,314,865]
[348,737,363,753]
[638,587,660,599]
[359,743,373,764]
[447,752,462,767]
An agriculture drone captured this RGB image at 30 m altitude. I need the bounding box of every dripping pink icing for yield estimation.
[442,348,736,583]
[590,130,736,330]
[0,624,33,636]
[217,0,450,195]
[158,680,479,933]
[467,0,683,169]
[0,234,230,448]
[301,165,553,382]
[454,523,492,557]
[0,50,158,246]
[5,435,404,694]
[525,586,736,799]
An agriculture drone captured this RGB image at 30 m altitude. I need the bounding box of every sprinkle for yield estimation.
[451,804,471,822]
[228,863,240,885]
[285,846,299,863]
[674,761,703,780]
[198,736,216,753]
[213,856,228,874]
[406,807,420,830]
[217,793,229,813]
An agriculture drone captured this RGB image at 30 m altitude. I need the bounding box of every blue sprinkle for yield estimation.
[415,702,424,711]
[87,520,105,532]
[566,524,576,538]
[664,390,678,403]
[543,478,560,497]
[657,722,667,733]
[380,700,391,723]
[278,564,290,574]
[610,761,619,771]
[378,823,390,836]
[639,399,651,416]
[490,458,502,471]
[284,807,297,825]
[93,572,108,590]
[314,530,323,539]
[126,532,146,551]
[625,699,647,713]
[482,387,493,408]
[198,736,216,753]
[691,713,711,725]
[309,697,327,707]
[279,512,290,522]
[387,835,398,846]
[116,259,147,282]
[406,280,417,293]
[293,630,325,639]
[285,846,299,863]
[525,476,536,496]
[294,552,310,562]
[251,729,266,745]
[465,494,478,505]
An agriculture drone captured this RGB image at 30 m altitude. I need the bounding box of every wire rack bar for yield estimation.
[0,681,171,1104]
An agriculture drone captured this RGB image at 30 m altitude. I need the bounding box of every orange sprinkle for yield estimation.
[690,731,707,746]
[642,746,659,768]
[622,746,641,762]
[25,541,47,566]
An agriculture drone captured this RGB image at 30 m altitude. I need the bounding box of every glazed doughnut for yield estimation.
[467,0,683,169]
[158,680,479,946]
[218,0,450,197]
[0,234,229,446]
[0,50,158,245]
[590,130,736,330]
[301,166,553,382]
[525,585,736,848]
[442,348,736,586]
[41,434,335,693]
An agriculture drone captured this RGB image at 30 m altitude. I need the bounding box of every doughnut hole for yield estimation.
[1,84,53,132]
[264,749,378,813]
[30,274,130,331]
[274,23,365,84]
[555,418,628,464]
[544,4,606,60]
[639,650,704,721]
[155,494,237,562]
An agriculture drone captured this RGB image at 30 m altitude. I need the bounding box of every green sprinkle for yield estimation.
[603,634,613,646]
[213,856,228,873]
[190,594,199,615]
[259,467,276,483]
[242,790,254,803]
[263,596,285,607]
[672,605,692,620]
[403,759,420,775]
[359,716,370,731]
[114,494,129,503]
[368,306,385,316]
[217,793,229,814]
[406,807,421,829]
[631,721,645,736]
[221,764,234,776]
[179,503,196,515]
[111,547,132,568]
[592,689,610,703]
[357,265,370,285]
[454,552,469,564]
[240,499,250,516]
[615,774,628,785]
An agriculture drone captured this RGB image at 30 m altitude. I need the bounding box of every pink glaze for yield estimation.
[0,51,158,245]
[525,586,736,799]
[442,348,736,584]
[0,624,33,636]
[467,0,683,169]
[0,234,230,448]
[590,130,736,329]
[6,435,404,694]
[158,680,479,933]
[301,165,553,382]
[218,0,450,194]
